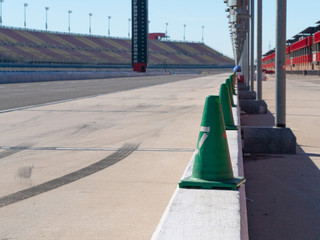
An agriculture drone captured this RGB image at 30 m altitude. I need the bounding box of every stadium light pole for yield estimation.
[183,24,186,41]
[89,13,93,34]
[165,22,168,36]
[202,25,204,43]
[108,16,111,36]
[45,7,49,31]
[0,0,4,27]
[68,10,72,33]
[24,3,28,29]
[128,18,131,38]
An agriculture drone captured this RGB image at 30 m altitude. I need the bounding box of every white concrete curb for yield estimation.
[151,87,248,240]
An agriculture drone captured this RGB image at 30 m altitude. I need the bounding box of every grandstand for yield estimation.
[262,21,320,75]
[0,27,233,68]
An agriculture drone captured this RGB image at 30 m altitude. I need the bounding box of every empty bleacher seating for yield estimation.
[0,27,233,67]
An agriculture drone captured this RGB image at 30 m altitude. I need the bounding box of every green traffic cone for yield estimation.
[226,83,236,107]
[226,78,236,96]
[219,83,237,130]
[233,73,236,84]
[179,95,245,190]
[230,74,236,91]
[229,75,233,82]
[229,75,235,95]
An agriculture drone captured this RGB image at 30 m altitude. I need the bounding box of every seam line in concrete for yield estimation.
[20,109,170,113]
[0,146,195,153]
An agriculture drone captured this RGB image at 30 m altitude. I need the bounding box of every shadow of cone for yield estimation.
[179,95,245,190]
[220,83,238,130]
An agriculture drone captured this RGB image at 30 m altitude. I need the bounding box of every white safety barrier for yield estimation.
[152,87,249,240]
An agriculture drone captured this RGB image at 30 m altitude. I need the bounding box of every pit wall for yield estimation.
[151,75,249,240]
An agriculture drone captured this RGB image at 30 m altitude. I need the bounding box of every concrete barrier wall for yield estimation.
[151,79,249,240]
[0,71,170,84]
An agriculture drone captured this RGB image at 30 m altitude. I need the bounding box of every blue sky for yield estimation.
[2,0,320,59]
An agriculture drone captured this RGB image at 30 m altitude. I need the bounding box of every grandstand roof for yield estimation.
[299,26,318,35]
[286,39,296,44]
[263,49,275,57]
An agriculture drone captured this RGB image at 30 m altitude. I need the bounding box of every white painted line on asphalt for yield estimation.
[0,93,107,114]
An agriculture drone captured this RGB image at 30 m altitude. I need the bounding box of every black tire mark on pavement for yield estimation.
[0,143,139,208]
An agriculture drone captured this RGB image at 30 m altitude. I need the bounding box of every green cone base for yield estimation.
[226,125,238,130]
[179,176,246,190]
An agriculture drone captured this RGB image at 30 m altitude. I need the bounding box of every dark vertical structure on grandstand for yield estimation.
[132,0,148,72]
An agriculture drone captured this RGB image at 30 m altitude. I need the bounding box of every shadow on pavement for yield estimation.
[244,144,320,240]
